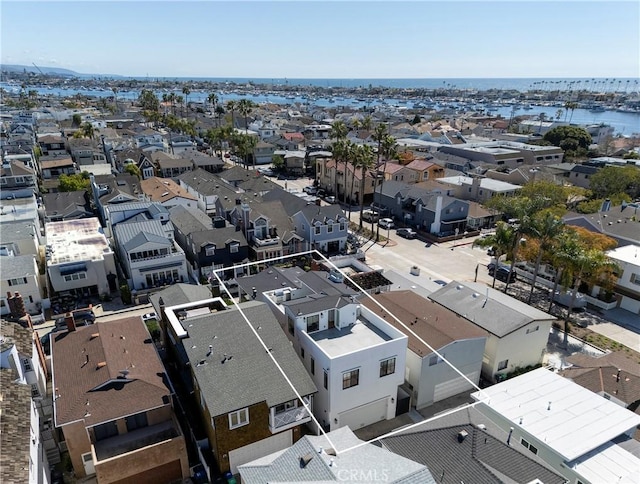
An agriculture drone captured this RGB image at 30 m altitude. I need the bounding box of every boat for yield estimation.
[589,106,606,113]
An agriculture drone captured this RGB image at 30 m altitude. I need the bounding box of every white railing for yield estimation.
[271,406,310,430]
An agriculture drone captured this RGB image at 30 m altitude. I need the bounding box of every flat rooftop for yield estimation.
[310,319,392,357]
[46,217,111,264]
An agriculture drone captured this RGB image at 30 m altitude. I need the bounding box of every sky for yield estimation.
[1,1,639,79]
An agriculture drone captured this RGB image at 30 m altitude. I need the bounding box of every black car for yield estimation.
[490,266,517,283]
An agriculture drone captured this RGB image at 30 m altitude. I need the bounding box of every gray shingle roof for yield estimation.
[0,254,37,279]
[429,281,554,337]
[149,283,212,316]
[239,426,434,483]
[381,423,565,484]
[183,300,317,417]
[0,221,38,244]
[190,226,247,249]
[169,205,212,235]
[114,219,171,251]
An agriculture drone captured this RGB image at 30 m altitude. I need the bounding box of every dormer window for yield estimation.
[205,245,215,256]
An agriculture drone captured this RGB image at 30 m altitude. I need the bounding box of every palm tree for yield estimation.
[182,86,191,117]
[207,92,218,114]
[330,121,349,199]
[332,138,350,202]
[473,222,516,288]
[357,145,375,229]
[555,109,563,121]
[375,134,397,241]
[112,87,118,113]
[176,95,184,117]
[214,105,225,127]
[238,98,255,133]
[79,121,96,139]
[361,115,373,132]
[226,100,238,128]
[525,213,565,304]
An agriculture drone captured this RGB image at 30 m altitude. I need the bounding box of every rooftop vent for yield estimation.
[300,453,313,468]
[457,430,469,443]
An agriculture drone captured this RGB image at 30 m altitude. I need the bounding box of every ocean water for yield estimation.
[3,78,639,135]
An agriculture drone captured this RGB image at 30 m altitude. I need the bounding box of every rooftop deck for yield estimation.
[310,319,392,357]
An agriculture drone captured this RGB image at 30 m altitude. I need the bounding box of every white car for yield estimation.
[378,218,395,229]
[142,312,157,321]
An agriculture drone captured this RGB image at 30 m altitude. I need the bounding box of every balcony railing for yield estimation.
[93,419,180,462]
[254,236,280,247]
[269,405,311,432]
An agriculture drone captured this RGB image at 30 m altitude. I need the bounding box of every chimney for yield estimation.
[65,312,77,332]
[212,216,226,228]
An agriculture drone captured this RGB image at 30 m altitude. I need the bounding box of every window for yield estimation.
[23,358,33,372]
[300,347,305,359]
[327,224,333,233]
[229,243,239,254]
[380,357,396,377]
[7,278,26,286]
[306,314,319,332]
[205,245,215,256]
[521,438,538,455]
[497,359,509,371]
[229,408,249,429]
[30,384,40,398]
[64,272,87,282]
[310,358,315,375]
[323,370,328,389]
[315,226,321,235]
[339,223,345,231]
[429,355,443,366]
[94,421,118,441]
[125,412,148,432]
[288,318,295,336]
[631,273,640,286]
[342,369,359,389]
[526,325,540,334]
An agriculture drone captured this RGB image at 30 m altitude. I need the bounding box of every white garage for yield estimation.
[337,397,389,431]
[228,429,292,474]
[433,371,480,402]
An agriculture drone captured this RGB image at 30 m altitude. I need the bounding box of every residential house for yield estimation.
[253,140,276,165]
[169,205,249,281]
[315,159,376,203]
[90,173,143,225]
[161,298,317,475]
[239,426,435,483]
[67,138,107,166]
[1,254,43,316]
[40,156,77,187]
[266,283,408,433]
[112,211,188,290]
[1,160,38,199]
[471,367,640,484]
[0,193,41,225]
[51,317,189,482]
[567,164,599,189]
[1,322,51,484]
[375,180,469,236]
[562,351,640,419]
[290,204,349,254]
[151,152,193,179]
[362,290,488,409]
[42,191,93,222]
[228,198,305,261]
[283,150,306,175]
[177,168,238,216]
[134,132,167,153]
[185,151,225,174]
[405,158,445,181]
[140,176,198,209]
[0,220,41,258]
[380,404,566,484]
[606,244,640,314]
[562,202,640,247]
[168,135,196,155]
[429,281,555,382]
[37,134,67,157]
[436,175,522,203]
[46,218,117,297]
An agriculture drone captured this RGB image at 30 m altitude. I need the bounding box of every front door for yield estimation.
[82,452,95,476]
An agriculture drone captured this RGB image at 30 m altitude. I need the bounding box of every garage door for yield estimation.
[229,429,292,474]
[433,371,480,402]
[338,397,388,431]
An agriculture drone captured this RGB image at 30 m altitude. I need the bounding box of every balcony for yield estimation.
[93,419,180,462]
[269,400,312,433]
[254,236,280,247]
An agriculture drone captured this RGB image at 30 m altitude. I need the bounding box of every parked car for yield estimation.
[378,218,395,230]
[324,195,336,204]
[553,291,587,310]
[303,186,317,195]
[258,167,274,176]
[489,266,517,283]
[55,310,95,327]
[361,210,380,223]
[396,227,417,239]
[142,312,157,321]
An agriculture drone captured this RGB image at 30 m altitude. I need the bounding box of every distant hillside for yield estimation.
[1,64,81,76]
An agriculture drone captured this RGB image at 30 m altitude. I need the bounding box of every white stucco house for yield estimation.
[606,244,640,314]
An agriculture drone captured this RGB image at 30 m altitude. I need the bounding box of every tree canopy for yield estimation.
[588,165,640,199]
[543,126,592,158]
[59,172,90,192]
